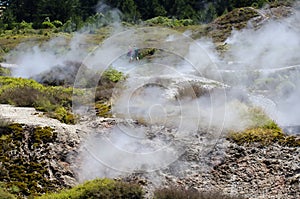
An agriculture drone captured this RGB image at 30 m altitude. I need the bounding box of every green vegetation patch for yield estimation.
[209,7,259,42]
[146,16,194,27]
[37,178,143,199]
[101,67,126,83]
[228,108,300,147]
[95,67,127,101]
[0,76,77,124]
[0,124,60,198]
[95,101,112,118]
[0,187,16,199]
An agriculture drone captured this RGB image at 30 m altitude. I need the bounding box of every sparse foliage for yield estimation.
[154,186,245,199]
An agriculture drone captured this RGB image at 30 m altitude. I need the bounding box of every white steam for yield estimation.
[7,33,88,78]
[221,9,300,127]
[224,8,300,69]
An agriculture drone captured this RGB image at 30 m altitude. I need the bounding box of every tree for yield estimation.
[2,0,80,24]
[118,0,140,22]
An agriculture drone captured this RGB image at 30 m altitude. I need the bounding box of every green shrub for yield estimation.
[42,21,56,29]
[18,21,33,29]
[227,106,300,146]
[95,67,126,101]
[146,16,194,27]
[228,119,300,147]
[37,178,143,199]
[138,48,157,59]
[102,67,125,83]
[0,76,75,124]
[62,20,76,33]
[52,20,63,28]
[49,107,76,124]
[0,85,50,107]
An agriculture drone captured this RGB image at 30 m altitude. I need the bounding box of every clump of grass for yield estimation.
[37,178,143,199]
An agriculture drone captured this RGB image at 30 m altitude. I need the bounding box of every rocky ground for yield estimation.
[0,104,299,198]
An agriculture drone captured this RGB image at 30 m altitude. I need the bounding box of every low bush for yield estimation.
[18,21,33,30]
[228,124,300,147]
[52,20,63,28]
[61,20,76,33]
[228,110,300,147]
[146,16,194,27]
[48,107,76,124]
[95,67,126,101]
[101,67,126,83]
[37,178,143,199]
[154,186,245,199]
[0,76,75,124]
[42,21,56,29]
[175,84,209,100]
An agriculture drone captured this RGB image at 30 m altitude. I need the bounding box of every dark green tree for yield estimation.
[118,0,140,22]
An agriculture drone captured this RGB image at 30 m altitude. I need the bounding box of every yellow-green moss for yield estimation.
[37,178,143,199]
[48,107,77,124]
[0,124,60,198]
[95,101,112,117]
[227,106,300,147]
[228,120,300,147]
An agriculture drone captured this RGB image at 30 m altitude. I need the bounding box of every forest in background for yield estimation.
[0,0,294,30]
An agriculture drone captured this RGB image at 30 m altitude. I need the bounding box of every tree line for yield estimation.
[0,0,285,29]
